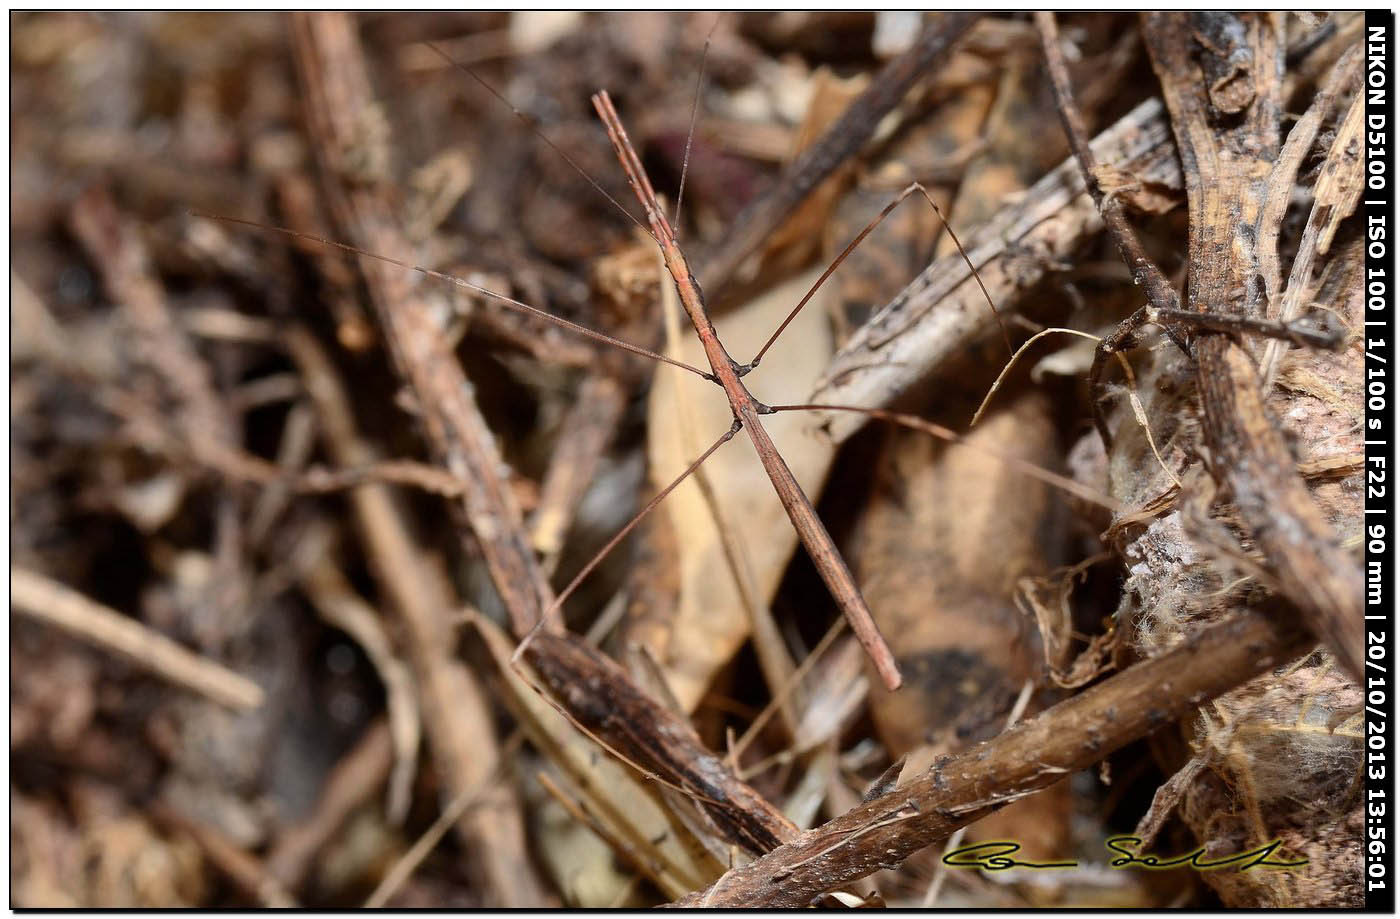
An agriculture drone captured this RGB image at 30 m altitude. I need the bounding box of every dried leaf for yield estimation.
[646,264,837,710]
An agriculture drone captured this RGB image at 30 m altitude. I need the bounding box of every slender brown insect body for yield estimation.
[591,91,903,692]
[200,22,1064,700]
[199,37,1092,698]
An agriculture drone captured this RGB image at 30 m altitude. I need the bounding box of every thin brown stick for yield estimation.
[69,188,237,453]
[1150,306,1345,351]
[363,732,525,908]
[672,604,1313,906]
[529,374,629,567]
[730,615,849,764]
[298,553,421,825]
[1034,12,1188,450]
[535,769,669,899]
[689,458,800,728]
[148,801,298,908]
[1035,14,1181,319]
[592,89,903,692]
[266,718,395,891]
[11,567,265,711]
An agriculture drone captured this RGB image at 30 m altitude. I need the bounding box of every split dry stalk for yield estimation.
[471,615,730,898]
[1140,12,1363,683]
[1260,55,1365,385]
[1256,43,1363,344]
[524,629,800,855]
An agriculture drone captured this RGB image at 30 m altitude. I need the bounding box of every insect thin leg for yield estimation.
[743,182,1012,372]
[510,418,742,666]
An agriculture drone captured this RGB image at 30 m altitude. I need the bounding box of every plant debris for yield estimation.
[11,11,1365,907]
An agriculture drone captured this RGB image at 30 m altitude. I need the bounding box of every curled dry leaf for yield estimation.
[1015,556,1120,690]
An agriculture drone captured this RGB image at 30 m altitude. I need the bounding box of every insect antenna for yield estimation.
[192,212,715,380]
[422,40,655,243]
[672,14,723,236]
[745,182,1015,371]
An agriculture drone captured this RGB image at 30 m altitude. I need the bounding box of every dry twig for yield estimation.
[810,97,1182,443]
[279,316,540,905]
[698,13,979,298]
[1140,12,1363,683]
[673,605,1312,906]
[11,567,264,712]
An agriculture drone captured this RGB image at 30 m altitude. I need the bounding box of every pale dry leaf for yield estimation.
[872,11,923,60]
[647,264,836,711]
[758,71,868,276]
